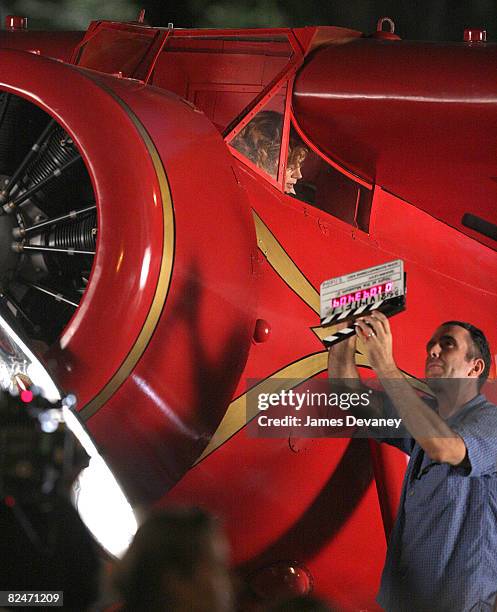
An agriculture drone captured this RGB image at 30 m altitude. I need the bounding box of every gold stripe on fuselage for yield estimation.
[80,84,174,421]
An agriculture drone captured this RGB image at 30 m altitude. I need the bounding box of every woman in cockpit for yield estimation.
[230,110,307,195]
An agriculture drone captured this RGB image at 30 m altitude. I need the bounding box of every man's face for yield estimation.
[425,324,480,381]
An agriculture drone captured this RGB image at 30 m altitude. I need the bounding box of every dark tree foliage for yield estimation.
[1,0,496,42]
[147,0,497,42]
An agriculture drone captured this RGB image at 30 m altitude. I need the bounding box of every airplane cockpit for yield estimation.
[229,107,373,232]
[71,21,375,233]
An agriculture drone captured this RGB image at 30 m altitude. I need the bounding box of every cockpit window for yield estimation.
[230,110,283,180]
[228,86,286,181]
[230,110,372,233]
[287,122,372,232]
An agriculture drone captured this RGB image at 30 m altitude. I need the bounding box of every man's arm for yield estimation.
[327,324,385,419]
[354,312,467,466]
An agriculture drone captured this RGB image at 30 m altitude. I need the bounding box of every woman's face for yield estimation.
[284,161,303,194]
[284,146,306,194]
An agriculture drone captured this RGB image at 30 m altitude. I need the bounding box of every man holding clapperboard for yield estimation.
[324,260,497,612]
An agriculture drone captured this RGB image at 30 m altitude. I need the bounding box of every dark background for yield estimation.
[2,0,497,41]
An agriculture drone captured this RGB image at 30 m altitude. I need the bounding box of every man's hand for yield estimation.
[327,321,361,395]
[327,322,358,379]
[354,311,397,375]
[328,322,356,361]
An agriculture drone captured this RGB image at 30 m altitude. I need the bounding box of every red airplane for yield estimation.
[0,14,496,610]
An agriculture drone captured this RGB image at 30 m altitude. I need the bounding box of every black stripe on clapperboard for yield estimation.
[322,326,357,347]
[321,300,389,346]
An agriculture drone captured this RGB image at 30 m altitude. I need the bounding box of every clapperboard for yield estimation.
[320,259,406,347]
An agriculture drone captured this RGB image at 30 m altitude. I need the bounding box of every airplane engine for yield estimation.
[0,49,258,506]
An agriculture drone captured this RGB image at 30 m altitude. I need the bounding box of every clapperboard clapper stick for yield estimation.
[320,260,407,348]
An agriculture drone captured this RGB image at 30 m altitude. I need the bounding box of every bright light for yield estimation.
[0,313,138,557]
[39,409,60,433]
[73,457,137,557]
[0,313,59,401]
[63,404,138,558]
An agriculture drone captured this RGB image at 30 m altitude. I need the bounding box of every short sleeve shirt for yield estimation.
[376,394,497,612]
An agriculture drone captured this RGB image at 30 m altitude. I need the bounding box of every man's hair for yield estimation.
[116,507,219,611]
[442,321,491,389]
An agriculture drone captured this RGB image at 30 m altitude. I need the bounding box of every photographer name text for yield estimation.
[257,414,402,429]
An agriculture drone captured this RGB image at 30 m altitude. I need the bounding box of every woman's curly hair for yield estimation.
[231,110,308,182]
[231,110,283,177]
